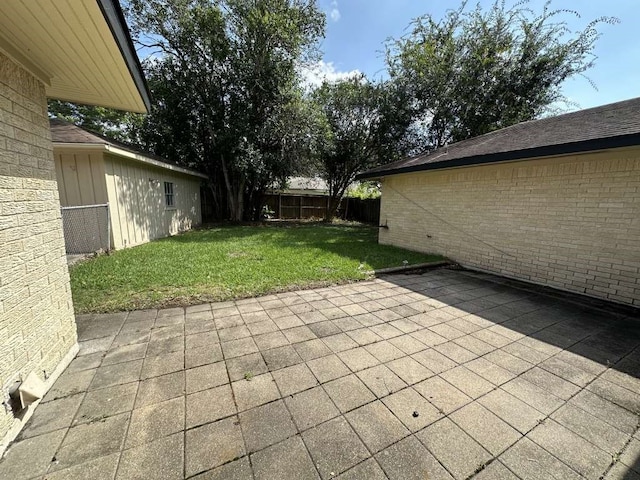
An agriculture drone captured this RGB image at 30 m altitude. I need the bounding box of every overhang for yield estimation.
[357,133,640,180]
[358,97,640,180]
[54,142,209,180]
[0,0,150,113]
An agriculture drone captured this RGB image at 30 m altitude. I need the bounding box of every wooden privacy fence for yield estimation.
[264,194,327,219]
[343,197,381,225]
[264,193,380,224]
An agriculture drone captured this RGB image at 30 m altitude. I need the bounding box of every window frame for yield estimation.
[164,181,175,209]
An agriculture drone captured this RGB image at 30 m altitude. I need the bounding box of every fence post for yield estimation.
[278,194,282,219]
[106,202,111,252]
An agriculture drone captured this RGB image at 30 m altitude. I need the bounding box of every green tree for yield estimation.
[128,0,325,221]
[347,181,381,200]
[386,0,618,149]
[311,76,403,220]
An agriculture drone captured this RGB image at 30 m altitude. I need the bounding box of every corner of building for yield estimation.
[0,51,79,452]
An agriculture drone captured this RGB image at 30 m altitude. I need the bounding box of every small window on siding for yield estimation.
[164,181,174,207]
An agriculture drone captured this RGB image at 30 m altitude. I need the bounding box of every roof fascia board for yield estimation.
[357,133,640,180]
[105,145,208,178]
[53,143,106,153]
[53,142,208,179]
[96,0,151,112]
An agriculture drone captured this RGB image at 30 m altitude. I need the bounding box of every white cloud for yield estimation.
[299,60,361,89]
[329,0,341,22]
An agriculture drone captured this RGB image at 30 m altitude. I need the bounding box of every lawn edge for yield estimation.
[372,260,451,275]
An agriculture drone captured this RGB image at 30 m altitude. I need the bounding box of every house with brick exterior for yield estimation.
[359,98,640,307]
[0,0,150,450]
[51,120,206,252]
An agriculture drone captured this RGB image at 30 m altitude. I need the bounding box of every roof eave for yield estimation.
[53,142,107,151]
[105,145,209,179]
[96,0,151,112]
[356,133,640,180]
[53,142,208,179]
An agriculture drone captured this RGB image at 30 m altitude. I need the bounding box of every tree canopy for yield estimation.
[385,0,618,150]
[128,0,325,220]
[47,0,617,222]
[310,76,375,219]
[310,75,412,219]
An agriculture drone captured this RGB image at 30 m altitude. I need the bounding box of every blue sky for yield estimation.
[314,0,640,110]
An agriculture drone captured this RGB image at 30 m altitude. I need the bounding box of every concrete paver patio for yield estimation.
[2,269,640,479]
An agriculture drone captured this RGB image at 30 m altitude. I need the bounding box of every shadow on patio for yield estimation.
[383,268,640,479]
[1,268,639,479]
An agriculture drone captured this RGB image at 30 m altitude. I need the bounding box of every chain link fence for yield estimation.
[60,204,110,254]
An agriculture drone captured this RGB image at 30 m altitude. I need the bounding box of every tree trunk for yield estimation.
[206,182,224,221]
[232,187,244,222]
[245,190,266,222]
[325,179,349,222]
[326,195,341,222]
[221,154,244,222]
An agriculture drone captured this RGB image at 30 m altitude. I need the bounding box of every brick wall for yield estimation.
[0,52,77,441]
[379,148,640,306]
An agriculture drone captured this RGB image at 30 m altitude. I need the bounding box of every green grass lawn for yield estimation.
[70,222,442,313]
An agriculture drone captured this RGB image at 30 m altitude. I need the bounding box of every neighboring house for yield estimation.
[0,0,150,450]
[266,177,364,219]
[359,98,640,307]
[51,120,206,251]
[265,177,330,219]
[275,176,330,196]
[269,176,360,197]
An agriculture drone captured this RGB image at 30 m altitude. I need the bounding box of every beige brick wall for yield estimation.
[0,52,77,440]
[379,148,640,306]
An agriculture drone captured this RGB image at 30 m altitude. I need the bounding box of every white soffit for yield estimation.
[0,0,149,113]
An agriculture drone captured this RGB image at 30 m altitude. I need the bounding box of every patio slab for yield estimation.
[1,268,640,479]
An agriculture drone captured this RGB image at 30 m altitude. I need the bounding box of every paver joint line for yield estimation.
[2,269,640,480]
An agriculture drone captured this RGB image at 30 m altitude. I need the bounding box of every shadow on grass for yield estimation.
[163,222,440,271]
[69,222,443,312]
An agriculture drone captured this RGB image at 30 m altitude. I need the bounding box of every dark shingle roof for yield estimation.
[358,97,640,179]
[50,118,110,144]
[50,118,207,178]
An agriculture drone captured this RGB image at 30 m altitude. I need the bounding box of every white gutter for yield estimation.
[53,142,208,179]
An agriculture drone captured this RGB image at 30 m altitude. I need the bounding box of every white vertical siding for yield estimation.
[53,151,107,206]
[103,153,202,249]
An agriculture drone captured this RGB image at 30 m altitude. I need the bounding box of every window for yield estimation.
[164,181,174,207]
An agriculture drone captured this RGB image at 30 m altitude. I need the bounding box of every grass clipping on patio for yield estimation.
[69,223,442,313]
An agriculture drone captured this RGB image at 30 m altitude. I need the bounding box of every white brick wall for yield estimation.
[379,148,640,306]
[0,52,77,440]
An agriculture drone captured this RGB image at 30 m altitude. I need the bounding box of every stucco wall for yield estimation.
[104,153,202,249]
[0,53,77,443]
[378,148,640,306]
